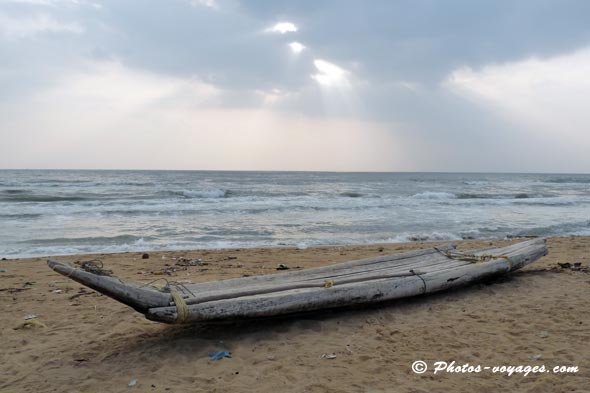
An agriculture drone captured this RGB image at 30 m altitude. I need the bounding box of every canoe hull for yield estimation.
[48,238,548,324]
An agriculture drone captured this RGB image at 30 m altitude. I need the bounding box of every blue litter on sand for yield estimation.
[208,351,232,360]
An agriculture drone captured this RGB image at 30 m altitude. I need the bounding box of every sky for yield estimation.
[1,0,590,172]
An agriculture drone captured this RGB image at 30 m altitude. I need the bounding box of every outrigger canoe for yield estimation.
[47,238,547,324]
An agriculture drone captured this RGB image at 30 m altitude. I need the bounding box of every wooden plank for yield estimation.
[148,258,510,323]
[183,244,457,293]
[181,239,543,300]
[181,258,469,306]
[147,274,428,323]
[47,260,171,312]
[182,239,542,294]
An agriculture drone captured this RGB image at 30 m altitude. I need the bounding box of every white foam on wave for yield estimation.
[412,191,456,199]
[7,237,184,258]
[388,231,463,243]
[459,229,482,239]
[462,180,489,185]
[182,188,228,199]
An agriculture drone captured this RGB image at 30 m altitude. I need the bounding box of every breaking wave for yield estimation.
[412,191,456,199]
[510,221,590,237]
[544,176,590,184]
[1,189,27,194]
[178,188,230,199]
[456,192,532,199]
[0,213,42,219]
[412,191,552,200]
[20,234,152,246]
[389,231,463,242]
[0,193,90,202]
[3,170,590,258]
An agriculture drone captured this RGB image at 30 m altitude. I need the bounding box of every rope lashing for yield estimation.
[170,288,189,324]
[435,247,513,269]
[71,259,113,276]
[409,269,427,293]
[139,279,197,298]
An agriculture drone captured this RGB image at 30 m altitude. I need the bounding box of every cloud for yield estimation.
[5,0,56,5]
[0,12,83,37]
[0,60,407,171]
[265,21,297,34]
[6,0,72,5]
[190,0,218,9]
[288,41,305,53]
[254,88,293,105]
[38,60,222,111]
[2,0,590,171]
[311,59,350,87]
[4,0,101,8]
[444,47,590,169]
[445,47,590,133]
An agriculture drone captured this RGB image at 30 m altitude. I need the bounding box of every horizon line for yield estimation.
[1,168,589,175]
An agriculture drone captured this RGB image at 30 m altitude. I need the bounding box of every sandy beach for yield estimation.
[1,236,588,392]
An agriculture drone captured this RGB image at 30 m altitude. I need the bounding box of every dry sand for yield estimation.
[1,236,589,392]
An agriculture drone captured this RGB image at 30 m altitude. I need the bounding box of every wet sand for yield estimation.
[1,236,589,392]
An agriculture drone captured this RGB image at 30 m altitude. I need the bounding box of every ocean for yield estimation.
[1,170,589,258]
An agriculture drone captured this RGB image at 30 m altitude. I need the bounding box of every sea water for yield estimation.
[1,170,589,258]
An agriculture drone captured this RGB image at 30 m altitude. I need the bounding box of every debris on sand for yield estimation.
[557,262,589,273]
[208,351,232,360]
[69,288,94,300]
[14,319,46,330]
[175,258,205,267]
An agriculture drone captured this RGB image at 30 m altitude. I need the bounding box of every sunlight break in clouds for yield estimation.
[0,61,407,171]
[255,88,292,105]
[266,22,297,34]
[288,41,305,53]
[311,59,350,87]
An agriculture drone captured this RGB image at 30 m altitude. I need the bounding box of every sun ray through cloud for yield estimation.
[265,21,297,34]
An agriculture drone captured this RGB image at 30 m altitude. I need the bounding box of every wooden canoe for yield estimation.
[47,238,547,324]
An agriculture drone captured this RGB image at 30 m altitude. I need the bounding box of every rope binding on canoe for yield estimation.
[74,259,113,276]
[170,288,189,323]
[139,278,197,296]
[409,269,427,293]
[435,247,513,269]
[138,279,194,323]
